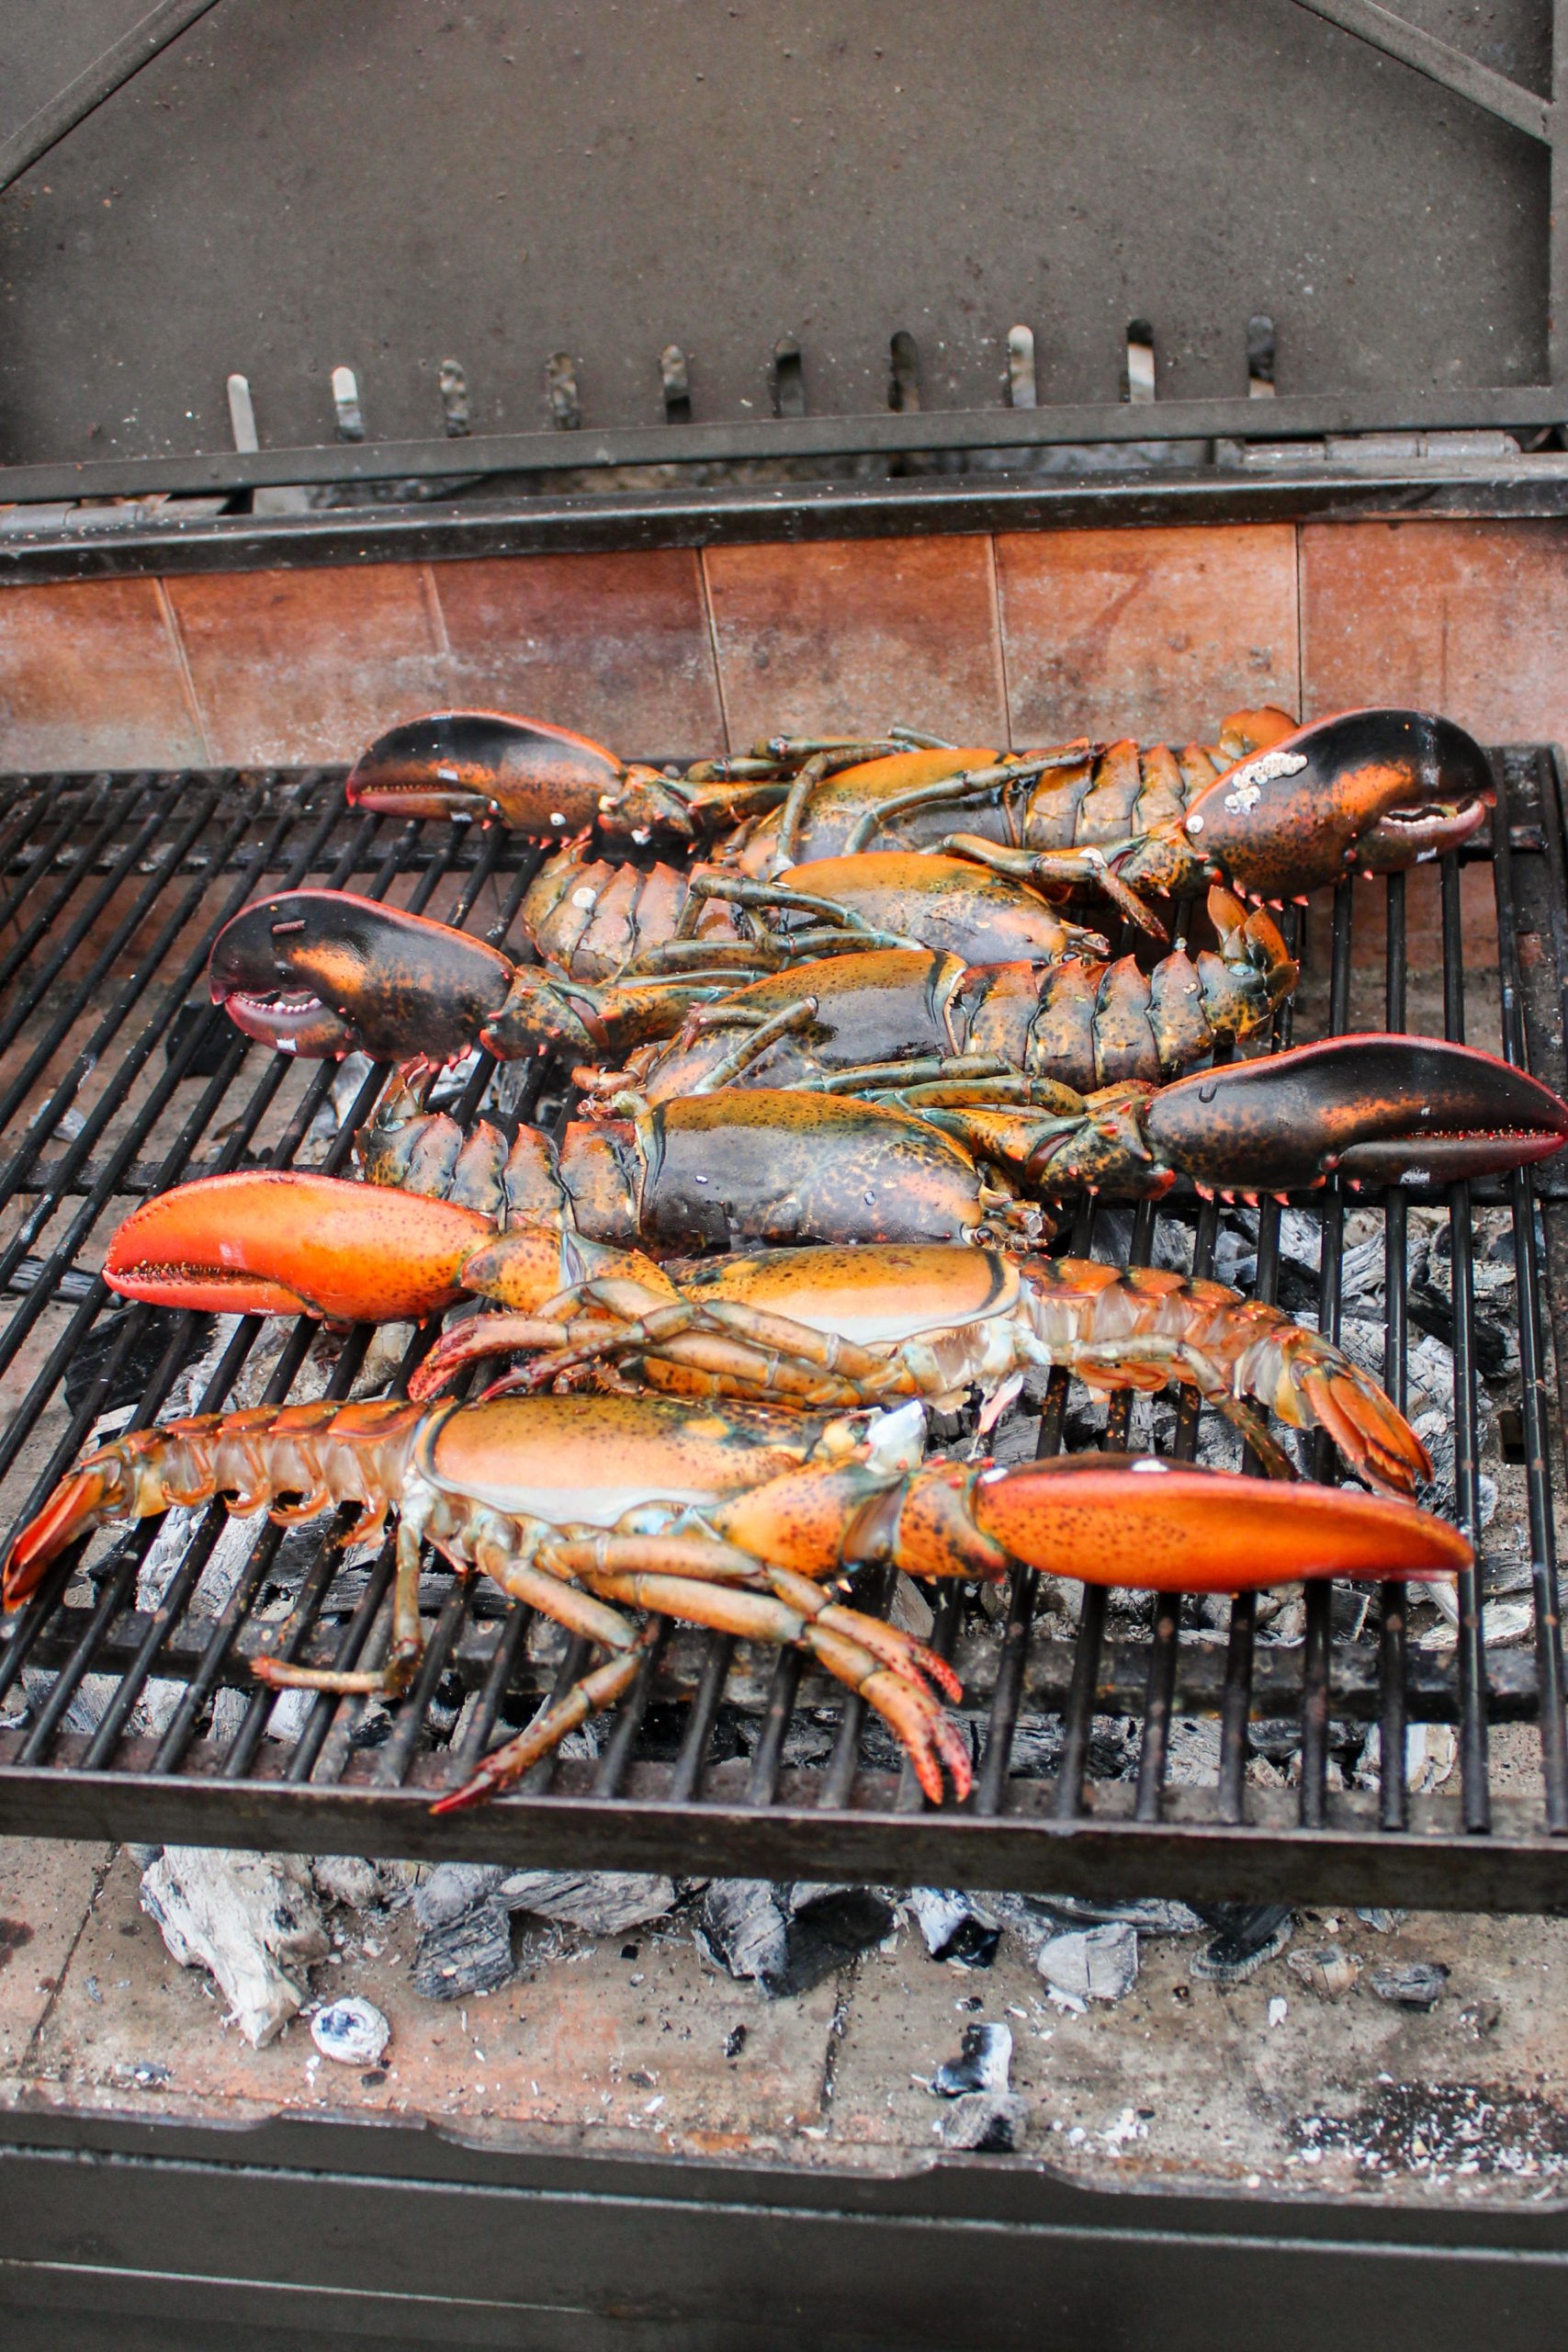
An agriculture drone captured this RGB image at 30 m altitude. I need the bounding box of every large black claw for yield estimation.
[1182,708,1494,901]
[209,890,514,1063]
[1145,1035,1568,1193]
[346,711,625,831]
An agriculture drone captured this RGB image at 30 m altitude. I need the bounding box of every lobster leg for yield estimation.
[942,832,1169,941]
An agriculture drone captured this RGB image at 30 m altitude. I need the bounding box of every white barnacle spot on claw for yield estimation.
[550,811,567,827]
[1186,813,1203,834]
[863,1191,876,1206]
[572,887,597,910]
[1224,780,1261,816]
[437,765,460,784]
[694,1173,710,1184]
[1129,1459,1169,1474]
[632,829,651,845]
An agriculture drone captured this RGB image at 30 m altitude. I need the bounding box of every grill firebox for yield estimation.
[2,747,1566,1906]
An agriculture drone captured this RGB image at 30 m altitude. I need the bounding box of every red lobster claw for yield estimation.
[1145,1035,1568,1193]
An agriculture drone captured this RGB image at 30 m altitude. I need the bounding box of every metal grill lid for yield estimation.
[0,1,1561,499]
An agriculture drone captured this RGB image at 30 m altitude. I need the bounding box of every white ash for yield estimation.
[298,1052,374,1161]
[1287,1944,1361,2000]
[1036,1921,1139,2004]
[140,1847,330,2047]
[310,1995,389,2066]
[934,2093,1027,2152]
[1371,1959,1450,2010]
[311,1855,395,1912]
[1354,1722,1458,1794]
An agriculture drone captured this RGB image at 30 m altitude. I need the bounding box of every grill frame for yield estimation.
[2,749,1567,1905]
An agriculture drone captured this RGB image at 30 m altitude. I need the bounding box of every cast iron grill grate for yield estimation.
[1,752,1566,1905]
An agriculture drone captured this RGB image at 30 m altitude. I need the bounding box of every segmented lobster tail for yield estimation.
[2,1402,426,1613]
[1264,1328,1433,1498]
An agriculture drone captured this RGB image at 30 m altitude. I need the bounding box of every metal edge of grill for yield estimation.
[0,749,1565,1908]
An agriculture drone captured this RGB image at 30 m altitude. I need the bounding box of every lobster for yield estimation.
[209,851,1119,1066]
[2,1392,1471,1810]
[575,913,1295,1106]
[412,1242,1433,1498]
[344,705,1493,942]
[340,706,1295,849]
[105,1032,1568,1295]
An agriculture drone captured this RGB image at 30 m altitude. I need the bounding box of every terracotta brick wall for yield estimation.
[2,519,1565,770]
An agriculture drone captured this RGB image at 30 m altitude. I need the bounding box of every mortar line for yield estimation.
[153,577,214,765]
[696,548,735,753]
[1293,520,1306,721]
[987,533,1014,748]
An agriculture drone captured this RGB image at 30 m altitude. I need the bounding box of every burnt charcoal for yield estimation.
[725,2024,748,2058]
[1249,1720,1307,1763]
[1371,1960,1450,2010]
[499,1871,677,1935]
[934,2092,1027,2152]
[908,1888,1000,1967]
[699,1880,895,1998]
[1036,1921,1139,2003]
[1190,1905,1293,1983]
[1355,1906,1406,1934]
[411,1862,513,2000]
[64,1305,210,1421]
[166,999,234,1077]
[934,2019,1013,2097]
[1460,1998,1502,2039]
[1409,1280,1516,1378]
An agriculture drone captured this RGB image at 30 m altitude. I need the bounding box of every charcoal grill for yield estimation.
[0,738,1562,1908]
[8,11,1568,2347]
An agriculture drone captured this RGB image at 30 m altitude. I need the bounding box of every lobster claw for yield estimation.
[1181,708,1493,901]
[968,1454,1472,1589]
[209,890,515,1063]
[347,710,699,842]
[103,1170,495,1321]
[1145,1035,1568,1193]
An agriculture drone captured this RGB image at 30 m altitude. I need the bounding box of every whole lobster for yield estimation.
[3,1392,1470,1810]
[340,706,1295,848]
[211,876,1294,1082]
[413,1240,1433,1498]
[209,850,1122,1065]
[344,705,1493,938]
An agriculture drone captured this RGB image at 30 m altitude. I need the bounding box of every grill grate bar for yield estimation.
[1490,762,1568,1829]
[1440,852,1492,1832]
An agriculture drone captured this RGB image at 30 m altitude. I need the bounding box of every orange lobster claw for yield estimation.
[347,710,628,827]
[967,1453,1472,1589]
[103,1171,494,1322]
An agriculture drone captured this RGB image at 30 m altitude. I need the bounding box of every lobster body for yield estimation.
[592,895,1294,1105]
[416,1242,1435,1498]
[4,1391,1472,1812]
[729,719,1289,876]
